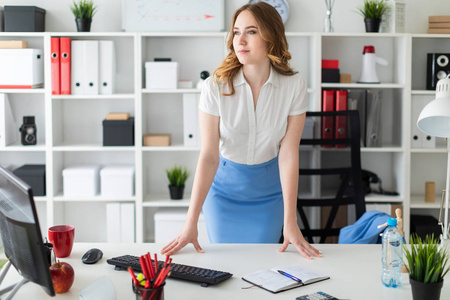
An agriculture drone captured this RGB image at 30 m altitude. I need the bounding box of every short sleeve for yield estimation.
[288,76,308,116]
[199,77,220,117]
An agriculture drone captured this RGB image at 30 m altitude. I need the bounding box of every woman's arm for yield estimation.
[277,113,321,259]
[160,111,220,255]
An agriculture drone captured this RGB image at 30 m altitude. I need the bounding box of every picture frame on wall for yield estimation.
[122,0,225,32]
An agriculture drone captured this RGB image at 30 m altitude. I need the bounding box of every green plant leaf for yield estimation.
[403,233,450,283]
[71,0,97,19]
[166,165,190,187]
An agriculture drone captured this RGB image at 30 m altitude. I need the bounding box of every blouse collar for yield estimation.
[234,66,279,88]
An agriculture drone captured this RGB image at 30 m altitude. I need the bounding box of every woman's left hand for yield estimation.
[278,223,322,259]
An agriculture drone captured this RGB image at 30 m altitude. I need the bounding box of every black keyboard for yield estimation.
[106,255,233,286]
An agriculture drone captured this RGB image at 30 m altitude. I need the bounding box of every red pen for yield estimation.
[139,256,151,282]
[154,253,159,274]
[163,254,170,268]
[128,267,140,286]
[145,252,155,279]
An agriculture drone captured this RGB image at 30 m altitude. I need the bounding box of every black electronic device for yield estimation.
[19,116,37,145]
[106,254,233,286]
[82,248,103,264]
[0,166,55,297]
[427,53,450,90]
[296,291,339,300]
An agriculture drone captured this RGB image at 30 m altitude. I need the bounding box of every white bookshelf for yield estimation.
[0,31,448,243]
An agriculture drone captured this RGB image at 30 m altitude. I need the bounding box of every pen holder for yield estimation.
[132,280,165,300]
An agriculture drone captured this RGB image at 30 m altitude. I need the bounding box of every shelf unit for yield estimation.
[1,31,448,243]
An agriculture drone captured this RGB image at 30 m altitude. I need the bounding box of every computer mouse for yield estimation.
[81,248,103,264]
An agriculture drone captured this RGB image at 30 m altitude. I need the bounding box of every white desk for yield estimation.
[2,243,449,299]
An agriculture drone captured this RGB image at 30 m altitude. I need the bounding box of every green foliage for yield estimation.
[403,234,450,283]
[356,0,389,19]
[166,165,190,187]
[71,0,97,19]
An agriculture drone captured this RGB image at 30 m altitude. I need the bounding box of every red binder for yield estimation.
[335,90,348,148]
[60,37,71,95]
[322,90,335,148]
[51,37,60,95]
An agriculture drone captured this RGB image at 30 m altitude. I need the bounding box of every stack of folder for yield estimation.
[427,15,450,34]
[51,38,116,95]
[322,89,382,148]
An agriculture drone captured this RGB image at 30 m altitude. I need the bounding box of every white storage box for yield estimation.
[145,62,178,89]
[100,165,135,197]
[62,165,100,197]
[0,49,43,88]
[154,208,208,244]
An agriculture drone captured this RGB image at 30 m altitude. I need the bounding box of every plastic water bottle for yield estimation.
[381,218,403,288]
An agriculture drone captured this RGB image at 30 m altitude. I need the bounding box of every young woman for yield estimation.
[161,2,321,259]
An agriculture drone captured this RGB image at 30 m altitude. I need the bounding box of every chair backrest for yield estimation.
[297,110,366,243]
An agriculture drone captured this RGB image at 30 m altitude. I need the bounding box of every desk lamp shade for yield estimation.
[417,74,450,244]
[417,74,450,137]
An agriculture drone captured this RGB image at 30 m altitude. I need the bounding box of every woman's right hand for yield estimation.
[160,224,204,256]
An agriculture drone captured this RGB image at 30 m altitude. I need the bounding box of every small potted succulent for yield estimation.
[70,0,97,32]
[166,165,190,200]
[403,234,450,300]
[356,0,389,32]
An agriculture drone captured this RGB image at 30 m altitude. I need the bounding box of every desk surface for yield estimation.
[2,243,449,299]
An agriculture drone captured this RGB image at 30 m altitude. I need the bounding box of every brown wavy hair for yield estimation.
[213,2,297,96]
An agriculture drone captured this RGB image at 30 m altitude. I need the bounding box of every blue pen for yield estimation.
[277,270,303,284]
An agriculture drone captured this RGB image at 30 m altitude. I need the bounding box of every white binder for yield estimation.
[183,93,200,147]
[0,93,18,147]
[106,203,121,243]
[71,40,85,95]
[120,203,135,243]
[421,97,436,148]
[83,41,99,95]
[99,40,116,95]
[411,97,423,148]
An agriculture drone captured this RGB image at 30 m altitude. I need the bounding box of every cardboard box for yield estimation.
[62,165,100,197]
[154,208,208,244]
[340,73,352,83]
[100,165,135,197]
[4,6,46,32]
[0,49,44,88]
[0,40,28,49]
[143,134,171,146]
[13,164,46,196]
[145,62,178,89]
[102,118,135,146]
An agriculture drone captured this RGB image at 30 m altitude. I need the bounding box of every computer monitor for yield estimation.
[0,166,55,297]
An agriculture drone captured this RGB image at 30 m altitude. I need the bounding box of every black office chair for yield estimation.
[296,110,366,244]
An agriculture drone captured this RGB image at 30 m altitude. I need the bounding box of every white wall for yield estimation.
[1,0,450,33]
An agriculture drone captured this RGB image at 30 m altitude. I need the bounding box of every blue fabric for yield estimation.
[338,210,391,244]
[202,155,283,243]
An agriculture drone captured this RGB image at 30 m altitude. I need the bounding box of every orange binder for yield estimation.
[60,37,71,95]
[51,37,60,95]
[322,90,335,148]
[335,90,348,148]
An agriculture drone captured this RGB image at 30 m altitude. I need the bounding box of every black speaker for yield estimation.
[427,53,450,90]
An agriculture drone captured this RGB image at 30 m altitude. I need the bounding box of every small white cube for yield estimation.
[100,165,135,197]
[145,62,178,89]
[154,208,208,244]
[62,165,100,197]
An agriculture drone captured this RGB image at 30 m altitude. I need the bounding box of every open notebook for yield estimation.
[242,265,330,293]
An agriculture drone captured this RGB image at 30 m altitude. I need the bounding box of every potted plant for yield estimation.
[403,234,450,300]
[356,0,389,32]
[70,0,97,32]
[166,165,190,200]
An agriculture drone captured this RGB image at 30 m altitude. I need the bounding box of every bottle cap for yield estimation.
[387,218,397,226]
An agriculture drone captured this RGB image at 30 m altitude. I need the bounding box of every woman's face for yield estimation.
[233,10,269,66]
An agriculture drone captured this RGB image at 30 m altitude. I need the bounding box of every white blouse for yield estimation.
[199,67,308,165]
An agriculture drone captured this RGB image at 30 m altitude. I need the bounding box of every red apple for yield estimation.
[49,261,75,293]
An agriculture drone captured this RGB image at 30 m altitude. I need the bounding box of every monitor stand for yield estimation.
[0,261,29,300]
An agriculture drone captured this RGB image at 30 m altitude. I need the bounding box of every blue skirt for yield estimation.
[202,155,284,243]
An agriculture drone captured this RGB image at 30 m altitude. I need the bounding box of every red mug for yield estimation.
[48,225,75,258]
